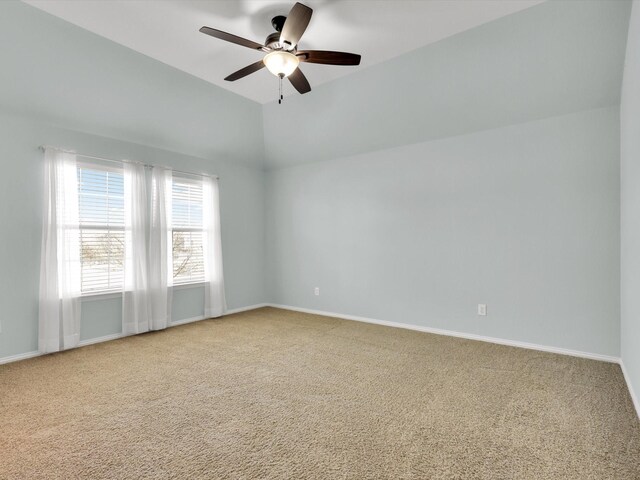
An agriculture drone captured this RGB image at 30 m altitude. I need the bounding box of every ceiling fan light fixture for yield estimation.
[200,1,360,100]
[263,51,300,77]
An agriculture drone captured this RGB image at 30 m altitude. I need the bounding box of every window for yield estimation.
[77,162,125,294]
[75,165,206,292]
[40,146,226,353]
[171,176,205,285]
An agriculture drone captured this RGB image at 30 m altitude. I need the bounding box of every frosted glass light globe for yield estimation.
[263,51,300,77]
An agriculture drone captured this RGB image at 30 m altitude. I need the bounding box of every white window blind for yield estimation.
[171,176,205,285]
[77,162,125,294]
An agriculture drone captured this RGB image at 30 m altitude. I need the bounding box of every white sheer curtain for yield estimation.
[122,162,150,335]
[149,167,173,330]
[38,148,81,353]
[203,176,226,318]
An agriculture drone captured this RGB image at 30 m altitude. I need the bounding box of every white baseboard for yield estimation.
[78,332,124,347]
[620,360,640,420]
[0,334,128,366]
[170,315,207,327]
[0,350,41,365]
[267,303,620,364]
[225,303,269,315]
[150,303,270,328]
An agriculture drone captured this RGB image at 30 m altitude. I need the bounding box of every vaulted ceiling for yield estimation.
[24,0,545,103]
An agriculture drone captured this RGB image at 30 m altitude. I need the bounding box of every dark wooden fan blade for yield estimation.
[199,26,264,50]
[297,50,361,66]
[280,3,313,49]
[224,60,266,81]
[288,67,311,94]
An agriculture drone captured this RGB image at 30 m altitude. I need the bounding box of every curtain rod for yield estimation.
[39,145,219,180]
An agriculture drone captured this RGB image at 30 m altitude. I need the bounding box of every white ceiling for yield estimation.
[23,0,545,104]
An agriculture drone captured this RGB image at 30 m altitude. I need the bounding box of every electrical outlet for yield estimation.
[477,304,487,316]
[314,287,320,296]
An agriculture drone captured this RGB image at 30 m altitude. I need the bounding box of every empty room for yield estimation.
[1,0,640,478]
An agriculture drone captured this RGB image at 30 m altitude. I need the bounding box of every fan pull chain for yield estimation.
[278,74,283,105]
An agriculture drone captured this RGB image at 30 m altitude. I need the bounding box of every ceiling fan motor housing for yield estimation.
[266,16,297,51]
[265,32,285,50]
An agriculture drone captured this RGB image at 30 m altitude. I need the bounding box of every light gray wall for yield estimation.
[266,107,621,356]
[621,1,640,406]
[0,1,266,359]
[263,0,630,168]
[0,1,264,168]
[0,113,266,358]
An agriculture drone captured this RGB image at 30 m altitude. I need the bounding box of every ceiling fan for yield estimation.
[199,2,361,102]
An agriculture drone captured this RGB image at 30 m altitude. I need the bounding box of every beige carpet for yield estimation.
[1,307,639,479]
